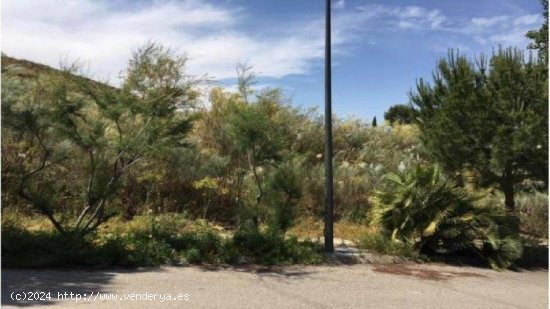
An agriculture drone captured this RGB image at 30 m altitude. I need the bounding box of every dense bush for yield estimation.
[371,164,523,269]
[2,223,101,267]
[1,45,197,234]
[516,192,548,238]
[1,214,323,268]
[297,124,423,221]
[357,233,418,258]
[480,191,549,239]
[1,39,547,271]
[263,160,303,233]
[228,227,324,265]
[1,216,207,267]
[1,52,427,232]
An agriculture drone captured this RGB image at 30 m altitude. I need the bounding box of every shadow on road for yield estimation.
[196,264,319,279]
[1,267,164,307]
[371,264,488,281]
[515,244,549,271]
[414,242,548,272]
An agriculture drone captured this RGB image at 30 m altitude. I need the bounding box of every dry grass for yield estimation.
[2,211,229,237]
[2,211,56,231]
[3,211,373,244]
[288,217,379,242]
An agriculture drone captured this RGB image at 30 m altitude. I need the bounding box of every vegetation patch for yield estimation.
[357,233,419,259]
[1,214,324,268]
[1,10,548,271]
[369,164,523,270]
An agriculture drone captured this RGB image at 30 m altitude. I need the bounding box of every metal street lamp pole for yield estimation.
[324,0,334,253]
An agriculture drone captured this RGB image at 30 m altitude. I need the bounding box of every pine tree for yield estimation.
[371,116,377,127]
[410,48,547,212]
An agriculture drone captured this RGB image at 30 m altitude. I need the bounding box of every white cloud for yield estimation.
[334,0,346,10]
[3,0,244,82]
[489,30,532,46]
[2,0,543,85]
[514,14,542,26]
[465,13,543,48]
[470,16,509,28]
[400,6,425,18]
[3,0,360,84]
[356,5,446,30]
[396,6,446,29]
[353,4,541,51]
[398,21,415,30]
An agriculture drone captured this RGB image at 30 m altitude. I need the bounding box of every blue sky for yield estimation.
[2,0,544,120]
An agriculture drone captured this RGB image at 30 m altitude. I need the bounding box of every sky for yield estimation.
[2,0,545,120]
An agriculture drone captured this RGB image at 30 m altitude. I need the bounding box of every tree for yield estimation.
[371,116,377,127]
[384,104,417,125]
[2,43,197,234]
[236,63,257,102]
[526,0,548,64]
[226,74,287,227]
[410,48,548,212]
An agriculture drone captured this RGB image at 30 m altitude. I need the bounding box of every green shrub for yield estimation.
[264,160,302,233]
[228,227,324,265]
[2,225,95,267]
[149,217,224,262]
[181,248,202,264]
[357,233,418,258]
[1,226,178,268]
[371,164,523,269]
[1,215,224,267]
[2,215,323,268]
[282,236,325,265]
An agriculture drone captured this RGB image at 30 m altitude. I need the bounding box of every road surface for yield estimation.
[2,263,548,308]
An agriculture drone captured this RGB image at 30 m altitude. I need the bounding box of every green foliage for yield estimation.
[526,0,549,64]
[1,215,216,267]
[2,224,98,267]
[2,52,425,230]
[264,160,302,233]
[384,104,417,125]
[371,164,523,269]
[1,43,196,234]
[294,122,423,221]
[226,102,283,164]
[371,116,377,127]
[3,42,542,270]
[2,214,323,267]
[480,191,549,239]
[411,48,548,210]
[357,233,418,258]
[228,227,324,265]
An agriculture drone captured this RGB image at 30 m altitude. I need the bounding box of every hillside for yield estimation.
[1,54,116,91]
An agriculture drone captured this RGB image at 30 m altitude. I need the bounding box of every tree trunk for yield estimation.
[500,170,519,233]
[502,183,515,211]
[248,149,262,228]
[500,169,515,211]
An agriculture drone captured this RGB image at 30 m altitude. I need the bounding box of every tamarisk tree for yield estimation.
[1,43,197,234]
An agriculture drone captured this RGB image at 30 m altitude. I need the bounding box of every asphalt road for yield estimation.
[2,263,548,308]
